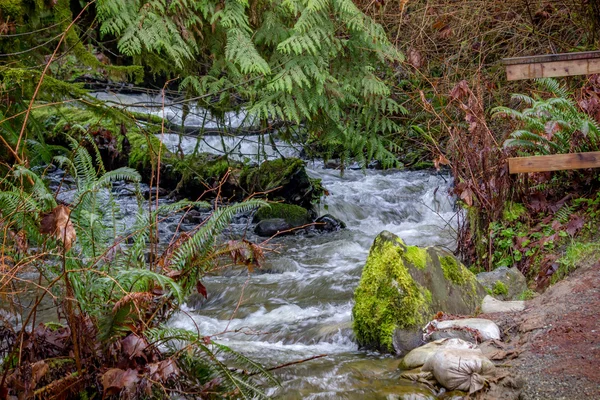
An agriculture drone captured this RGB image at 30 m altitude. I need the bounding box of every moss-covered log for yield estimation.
[36,106,323,208]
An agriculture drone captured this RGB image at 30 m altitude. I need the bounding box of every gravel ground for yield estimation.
[483,257,600,400]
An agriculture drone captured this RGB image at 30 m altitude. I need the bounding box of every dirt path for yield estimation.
[483,258,600,399]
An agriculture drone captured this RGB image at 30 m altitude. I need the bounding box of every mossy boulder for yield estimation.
[352,231,487,355]
[254,203,312,227]
[476,267,527,301]
[239,158,323,209]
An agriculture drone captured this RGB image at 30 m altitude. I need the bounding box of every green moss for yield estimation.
[552,240,600,284]
[518,289,536,301]
[412,161,434,170]
[492,281,508,296]
[439,255,468,285]
[439,254,480,305]
[403,245,429,270]
[241,158,305,191]
[128,132,167,169]
[352,237,432,352]
[503,202,527,223]
[0,0,23,22]
[254,203,310,226]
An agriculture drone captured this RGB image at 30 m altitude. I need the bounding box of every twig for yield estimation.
[248,354,328,376]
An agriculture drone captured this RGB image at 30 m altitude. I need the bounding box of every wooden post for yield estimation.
[508,152,600,174]
[503,51,600,81]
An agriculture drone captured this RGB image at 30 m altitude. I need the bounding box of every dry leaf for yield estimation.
[434,154,450,170]
[460,188,474,206]
[147,359,179,381]
[121,335,148,359]
[31,361,49,388]
[407,47,423,68]
[40,205,76,251]
[101,368,140,396]
[196,281,208,299]
[439,26,453,39]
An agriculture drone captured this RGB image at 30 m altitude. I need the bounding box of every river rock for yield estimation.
[254,218,293,237]
[476,266,527,300]
[352,231,487,355]
[314,214,346,232]
[481,295,525,313]
[253,203,312,226]
[399,338,477,370]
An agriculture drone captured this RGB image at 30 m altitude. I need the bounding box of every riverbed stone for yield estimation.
[253,203,312,226]
[352,231,487,355]
[314,214,346,232]
[254,218,294,237]
[476,266,527,300]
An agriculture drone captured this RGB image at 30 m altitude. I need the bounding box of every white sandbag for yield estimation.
[422,348,496,393]
[433,318,501,341]
[482,295,525,313]
[399,338,478,369]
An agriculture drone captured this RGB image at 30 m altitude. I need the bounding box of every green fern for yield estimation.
[494,78,600,155]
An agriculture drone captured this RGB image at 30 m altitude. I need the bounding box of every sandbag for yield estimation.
[422,348,496,393]
[481,295,525,313]
[428,318,501,342]
[399,338,477,370]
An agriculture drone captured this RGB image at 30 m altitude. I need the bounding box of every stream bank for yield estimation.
[481,250,600,399]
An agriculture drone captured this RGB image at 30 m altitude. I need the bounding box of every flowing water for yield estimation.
[84,94,459,397]
[156,134,457,398]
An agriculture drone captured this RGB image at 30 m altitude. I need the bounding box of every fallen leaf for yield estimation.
[196,281,208,299]
[40,205,76,251]
[147,359,179,381]
[434,154,450,170]
[566,215,584,236]
[407,47,423,68]
[101,368,140,396]
[121,334,148,360]
[460,187,474,207]
[31,361,49,387]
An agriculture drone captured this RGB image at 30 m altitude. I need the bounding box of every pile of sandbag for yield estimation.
[398,317,518,396]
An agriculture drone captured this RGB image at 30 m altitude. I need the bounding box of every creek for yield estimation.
[90,93,459,398]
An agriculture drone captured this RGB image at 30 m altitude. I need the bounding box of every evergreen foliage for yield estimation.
[96,0,405,166]
[494,79,600,155]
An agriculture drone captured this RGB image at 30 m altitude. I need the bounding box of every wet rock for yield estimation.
[399,338,477,370]
[367,160,383,170]
[182,209,207,224]
[324,159,341,169]
[314,214,346,232]
[481,295,525,313]
[378,384,437,400]
[437,391,468,400]
[238,158,324,209]
[476,266,527,301]
[253,203,312,227]
[254,218,293,237]
[352,231,487,355]
[425,318,501,343]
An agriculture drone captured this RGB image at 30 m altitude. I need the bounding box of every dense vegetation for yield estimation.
[1,0,600,398]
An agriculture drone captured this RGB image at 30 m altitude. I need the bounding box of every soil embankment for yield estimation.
[482,257,600,399]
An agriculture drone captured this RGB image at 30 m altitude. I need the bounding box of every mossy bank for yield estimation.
[35,106,323,208]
